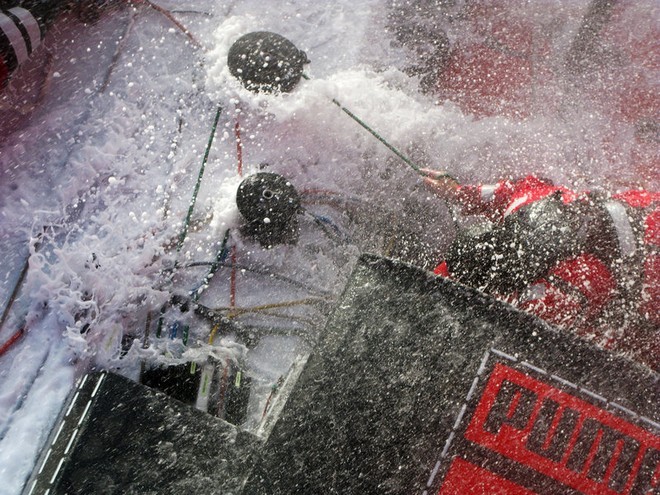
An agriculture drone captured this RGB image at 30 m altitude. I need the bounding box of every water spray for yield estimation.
[226,31,456,182]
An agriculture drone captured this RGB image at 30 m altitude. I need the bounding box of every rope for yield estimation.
[183,261,333,296]
[0,257,30,332]
[233,310,318,326]
[141,0,202,48]
[0,328,24,357]
[99,10,137,93]
[234,117,244,177]
[216,297,329,317]
[301,74,457,182]
[207,303,321,344]
[207,310,317,344]
[208,319,223,345]
[304,210,347,243]
[190,228,231,301]
[231,112,243,309]
[331,97,423,173]
[176,105,222,253]
[155,106,222,339]
[206,308,319,345]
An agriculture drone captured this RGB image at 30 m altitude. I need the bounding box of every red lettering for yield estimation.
[463,363,660,495]
[483,379,537,435]
[438,457,537,495]
[526,398,580,463]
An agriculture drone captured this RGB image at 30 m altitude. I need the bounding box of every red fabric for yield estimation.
[433,2,658,183]
[644,206,660,247]
[591,5,659,126]
[437,42,533,119]
[613,190,660,209]
[435,2,657,128]
[438,457,537,495]
[434,260,449,276]
[550,254,617,311]
[516,280,584,328]
[455,176,578,221]
[436,176,657,364]
[434,2,550,120]
[518,254,617,329]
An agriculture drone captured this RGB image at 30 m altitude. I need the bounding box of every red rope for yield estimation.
[230,112,242,309]
[262,388,275,419]
[0,328,24,357]
[140,0,202,48]
[234,119,243,177]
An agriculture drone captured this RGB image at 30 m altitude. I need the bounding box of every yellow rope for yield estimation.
[207,297,328,343]
[217,297,328,318]
[208,320,223,345]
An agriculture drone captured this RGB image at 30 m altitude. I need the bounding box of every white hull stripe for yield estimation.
[0,12,29,65]
[9,7,41,53]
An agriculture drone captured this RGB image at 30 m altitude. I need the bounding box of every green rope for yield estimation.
[177,105,223,252]
[155,105,222,342]
[302,73,457,182]
[331,97,422,173]
[0,254,29,332]
[190,228,231,302]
